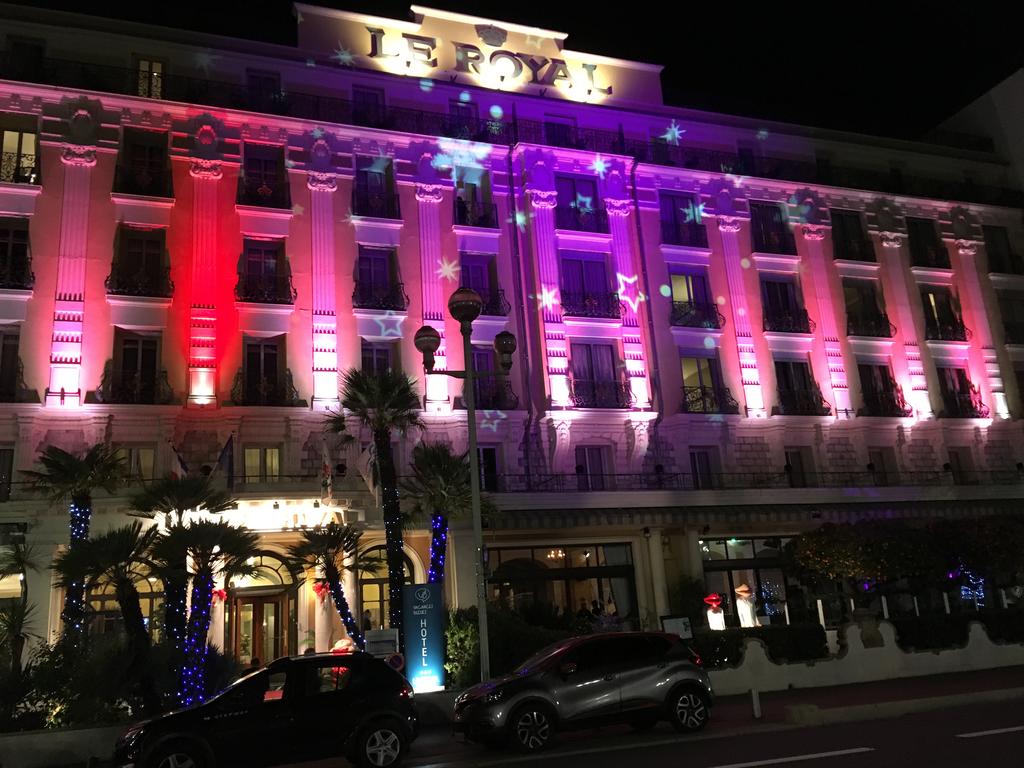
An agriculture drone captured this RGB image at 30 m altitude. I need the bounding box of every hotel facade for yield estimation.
[1,3,1023,662]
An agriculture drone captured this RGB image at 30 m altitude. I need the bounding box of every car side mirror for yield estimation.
[559,661,578,677]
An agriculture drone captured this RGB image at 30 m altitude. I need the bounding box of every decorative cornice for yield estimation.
[60,144,97,168]
[604,198,633,216]
[880,231,904,249]
[414,183,445,204]
[189,158,223,180]
[307,172,337,192]
[717,215,742,234]
[802,224,828,241]
[956,239,979,257]
[528,189,558,209]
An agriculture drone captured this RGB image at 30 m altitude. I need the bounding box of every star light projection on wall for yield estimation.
[532,286,560,311]
[333,44,354,66]
[661,120,685,145]
[479,409,507,432]
[681,200,706,225]
[436,257,460,282]
[508,210,532,232]
[374,311,405,338]
[616,273,646,312]
[589,154,609,180]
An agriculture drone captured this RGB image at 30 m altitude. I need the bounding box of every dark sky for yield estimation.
[10,0,1022,141]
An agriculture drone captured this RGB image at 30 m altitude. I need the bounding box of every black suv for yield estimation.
[113,652,417,768]
[454,632,711,751]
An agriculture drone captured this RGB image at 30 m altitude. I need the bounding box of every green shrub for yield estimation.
[690,623,828,669]
[892,610,1024,651]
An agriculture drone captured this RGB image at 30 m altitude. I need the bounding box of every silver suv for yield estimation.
[453,631,712,752]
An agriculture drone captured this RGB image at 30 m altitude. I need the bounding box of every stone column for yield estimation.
[309,172,341,409]
[647,529,669,621]
[416,183,451,408]
[528,189,571,406]
[957,239,1007,417]
[23,542,59,650]
[606,198,650,407]
[208,575,225,650]
[803,224,851,416]
[717,216,766,417]
[45,145,96,407]
[187,158,222,406]
[880,232,931,417]
[314,588,332,652]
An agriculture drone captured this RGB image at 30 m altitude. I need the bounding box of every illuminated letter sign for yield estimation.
[403,33,438,67]
[453,42,484,73]
[402,582,445,693]
[366,27,397,59]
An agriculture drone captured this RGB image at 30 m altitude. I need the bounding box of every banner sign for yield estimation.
[402,582,445,693]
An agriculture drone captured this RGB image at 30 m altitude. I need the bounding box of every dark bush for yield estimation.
[690,623,829,669]
[892,610,1024,650]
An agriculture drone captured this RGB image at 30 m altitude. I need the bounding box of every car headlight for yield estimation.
[484,689,505,704]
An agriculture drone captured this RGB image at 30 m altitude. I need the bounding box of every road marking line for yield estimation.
[707,748,875,768]
[956,725,1024,739]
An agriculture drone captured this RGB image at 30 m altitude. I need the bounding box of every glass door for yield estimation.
[233,595,286,665]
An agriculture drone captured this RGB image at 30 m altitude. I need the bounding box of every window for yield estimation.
[135,58,164,99]
[1,127,38,184]
[689,448,716,489]
[460,253,495,298]
[448,100,479,138]
[0,447,12,502]
[947,447,976,485]
[477,446,499,492]
[659,192,707,248]
[907,217,948,268]
[749,201,795,255]
[88,575,163,639]
[680,355,725,413]
[244,446,280,483]
[670,270,719,328]
[984,225,1023,275]
[784,447,814,488]
[113,330,160,404]
[118,128,170,197]
[774,359,829,416]
[857,362,906,417]
[354,247,404,309]
[360,340,393,374]
[844,279,891,337]
[830,209,873,262]
[921,286,965,340]
[240,144,287,208]
[108,227,168,297]
[698,537,794,626]
[544,116,578,148]
[0,219,31,290]
[868,447,898,486]
[352,87,386,128]
[354,155,399,218]
[569,342,626,408]
[999,290,1024,344]
[454,169,493,226]
[555,176,604,232]
[300,660,354,696]
[7,39,44,81]
[245,70,284,113]
[117,445,155,481]
[358,546,413,633]
[936,366,986,418]
[575,445,609,491]
[238,239,292,304]
[243,337,283,405]
[762,278,810,333]
[560,253,614,317]
[0,327,19,402]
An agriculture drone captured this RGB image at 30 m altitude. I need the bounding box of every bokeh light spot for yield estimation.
[489,104,503,120]
[459,90,471,102]
[740,257,751,269]
[716,295,726,305]
[659,284,671,297]
[419,79,434,92]
[703,336,717,349]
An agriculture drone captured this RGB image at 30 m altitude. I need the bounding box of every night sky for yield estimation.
[10,0,1022,142]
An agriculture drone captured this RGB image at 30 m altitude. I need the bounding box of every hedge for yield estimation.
[689,623,829,669]
[892,611,1024,651]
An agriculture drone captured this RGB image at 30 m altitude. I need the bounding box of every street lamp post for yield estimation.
[415,287,516,683]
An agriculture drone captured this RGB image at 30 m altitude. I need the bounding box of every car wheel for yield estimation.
[357,717,406,768]
[509,704,555,752]
[149,741,207,768]
[669,689,709,733]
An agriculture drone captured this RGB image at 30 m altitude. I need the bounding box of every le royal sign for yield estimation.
[296,4,664,105]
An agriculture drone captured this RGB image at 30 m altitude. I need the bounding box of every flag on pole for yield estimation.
[321,440,333,502]
[217,435,235,491]
[170,442,189,479]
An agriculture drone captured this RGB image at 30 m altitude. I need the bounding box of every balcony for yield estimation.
[353,281,409,311]
[661,219,708,248]
[847,312,896,338]
[454,199,497,228]
[833,237,875,262]
[479,289,511,317]
[858,387,913,418]
[561,291,622,319]
[114,165,172,198]
[461,379,519,410]
[237,176,290,209]
[763,308,814,334]
[0,357,32,403]
[1003,321,1024,344]
[752,229,797,256]
[671,301,724,329]
[0,253,34,291]
[910,243,951,269]
[940,387,991,419]
[230,367,303,407]
[554,205,609,233]
[353,189,401,219]
[94,360,174,405]
[568,378,633,409]
[105,265,173,298]
[0,151,38,185]
[235,273,296,305]
[773,386,832,416]
[681,385,740,415]
[925,319,972,342]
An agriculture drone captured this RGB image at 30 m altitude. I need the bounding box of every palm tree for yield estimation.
[130,475,236,651]
[151,520,259,707]
[330,368,423,641]
[52,522,161,713]
[0,543,40,680]
[21,444,125,638]
[287,523,377,650]
[402,442,489,585]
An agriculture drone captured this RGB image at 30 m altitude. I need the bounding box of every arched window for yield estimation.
[87,576,164,639]
[358,545,413,634]
[228,552,295,592]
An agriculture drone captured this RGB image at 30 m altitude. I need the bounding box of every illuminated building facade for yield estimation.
[2,3,1024,653]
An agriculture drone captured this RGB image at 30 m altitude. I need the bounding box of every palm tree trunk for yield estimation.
[115,579,161,714]
[428,514,449,584]
[324,561,364,650]
[375,430,405,650]
[61,492,92,639]
[180,566,215,707]
[162,552,188,653]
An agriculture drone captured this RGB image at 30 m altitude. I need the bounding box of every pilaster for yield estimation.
[606,197,650,407]
[880,232,931,417]
[187,158,223,407]
[717,216,765,417]
[416,183,451,408]
[528,188,570,407]
[309,172,340,409]
[803,224,851,416]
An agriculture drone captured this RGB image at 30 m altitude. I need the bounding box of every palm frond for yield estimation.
[0,543,40,579]
[51,521,158,591]
[152,519,261,581]
[402,441,477,523]
[130,475,236,525]
[339,368,424,436]
[0,600,36,646]
[21,443,126,503]
[287,522,364,575]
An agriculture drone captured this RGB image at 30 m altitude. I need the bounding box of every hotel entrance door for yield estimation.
[233,594,287,665]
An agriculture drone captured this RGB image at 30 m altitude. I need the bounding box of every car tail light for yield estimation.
[689,648,703,667]
[400,681,414,698]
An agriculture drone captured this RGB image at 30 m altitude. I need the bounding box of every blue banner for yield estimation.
[402,582,445,693]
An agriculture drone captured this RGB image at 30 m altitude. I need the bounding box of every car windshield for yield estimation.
[512,639,575,676]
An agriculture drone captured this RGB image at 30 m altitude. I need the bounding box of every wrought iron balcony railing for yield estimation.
[235,273,297,305]
[479,289,511,317]
[353,281,409,311]
[230,367,302,407]
[237,176,290,209]
[671,300,725,329]
[910,243,951,269]
[940,387,991,419]
[774,386,832,416]
[661,220,708,248]
[681,385,740,415]
[858,386,913,418]
[105,265,173,298]
[114,165,173,198]
[847,312,896,338]
[569,378,633,409]
[832,237,876,262]
[0,152,38,185]
[554,205,609,233]
[454,199,498,228]
[461,379,519,410]
[764,308,815,334]
[94,360,174,405]
[752,229,797,255]
[561,291,622,319]
[0,253,34,290]
[352,189,401,219]
[924,319,972,342]
[1004,321,1024,345]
